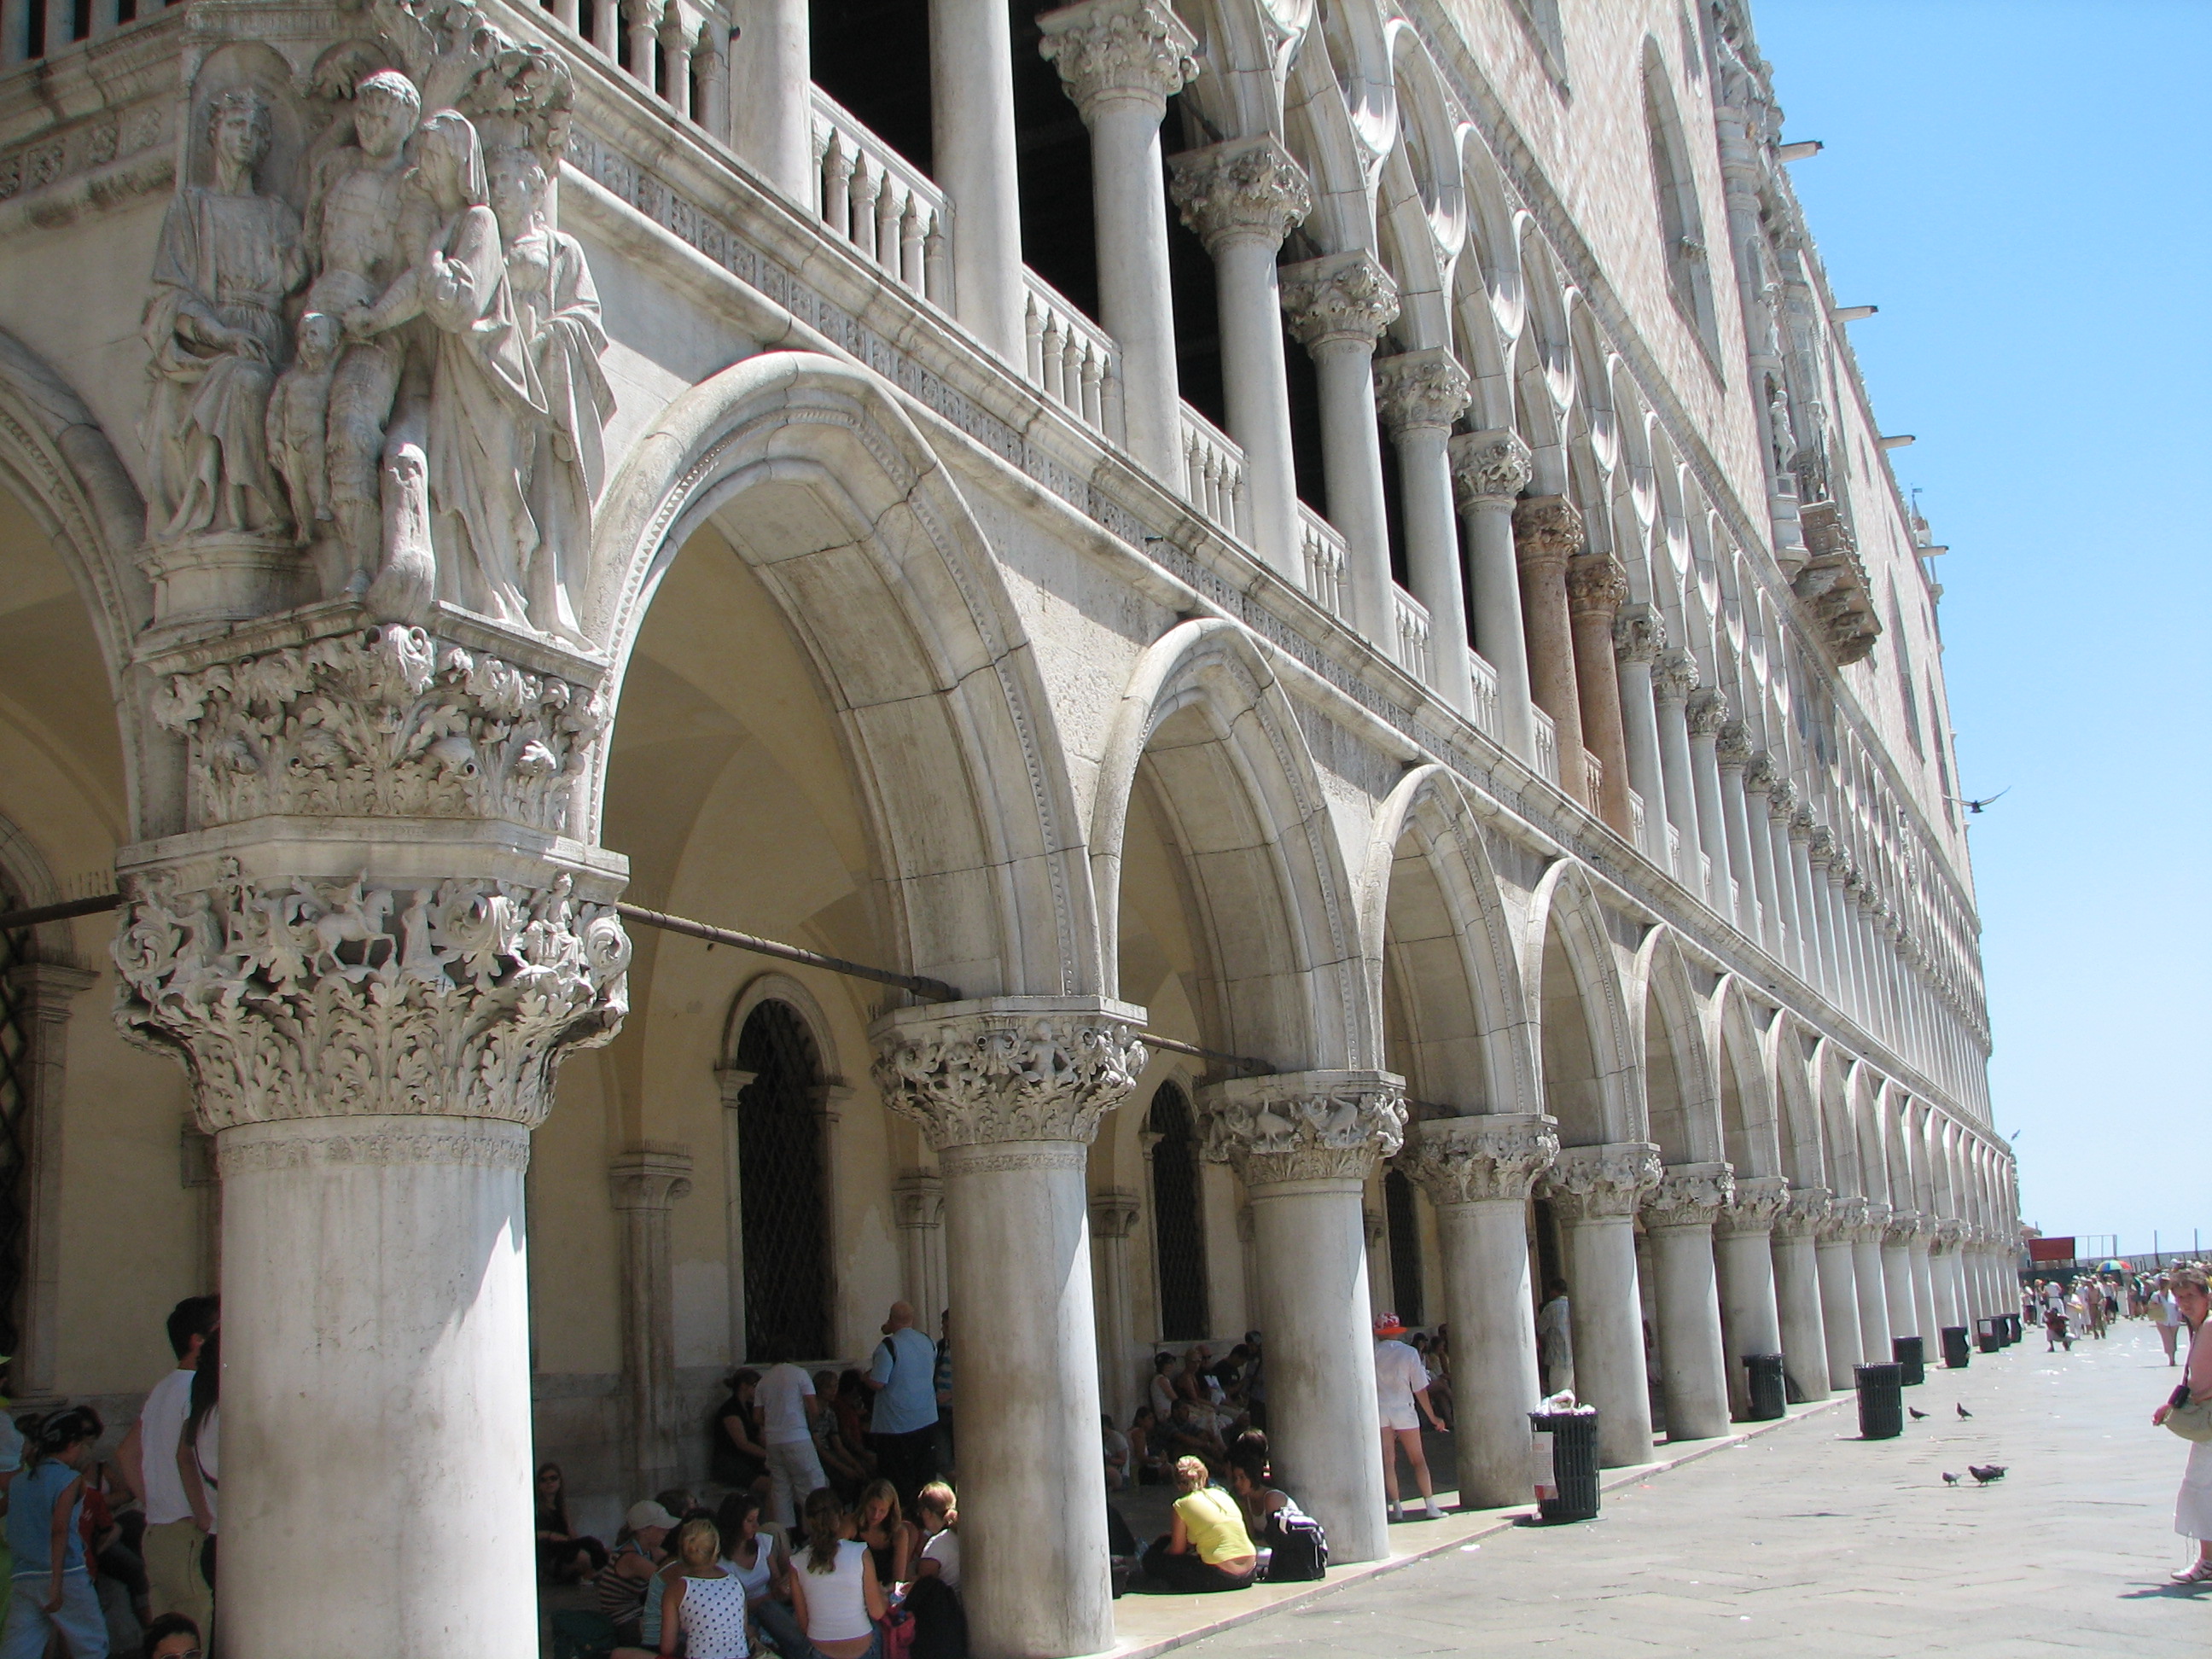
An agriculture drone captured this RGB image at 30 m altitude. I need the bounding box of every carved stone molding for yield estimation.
[1088,1187,1143,1239]
[214,1113,532,1176]
[1372,346,1473,435]
[1565,550,1628,618]
[1643,1160,1737,1230]
[1883,1208,1927,1248]
[149,621,608,833]
[1198,1069,1406,1188]
[1850,1198,1893,1245]
[892,1168,946,1229]
[1167,137,1311,253]
[869,997,1148,1151]
[1278,251,1400,351]
[1542,1141,1662,1223]
[1613,602,1665,665]
[1793,501,1881,666]
[1714,721,1754,771]
[1746,754,1781,799]
[113,859,631,1130]
[1818,1194,1868,1245]
[1653,646,1699,705]
[1037,0,1199,119]
[1771,1185,1832,1242]
[1790,805,1817,845]
[1930,1217,1966,1254]
[608,1143,695,1210]
[1395,1112,1559,1207]
[1449,428,1534,506]
[1511,495,1585,568]
[1686,685,1732,737]
[1717,1173,1790,1235]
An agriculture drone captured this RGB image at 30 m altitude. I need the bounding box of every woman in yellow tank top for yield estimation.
[1141,1456,1260,1592]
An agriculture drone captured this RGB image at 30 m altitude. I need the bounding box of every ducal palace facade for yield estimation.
[0,0,2015,1646]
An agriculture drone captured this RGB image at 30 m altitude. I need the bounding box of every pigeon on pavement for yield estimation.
[1909,1407,1928,1420]
[1956,1404,1972,1419]
[1967,1464,2006,1485]
[1941,1472,1959,1486]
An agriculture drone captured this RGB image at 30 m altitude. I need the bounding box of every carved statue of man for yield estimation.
[143,87,308,545]
[302,68,430,602]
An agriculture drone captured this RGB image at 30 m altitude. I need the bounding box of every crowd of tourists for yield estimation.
[2026,1266,2195,1353]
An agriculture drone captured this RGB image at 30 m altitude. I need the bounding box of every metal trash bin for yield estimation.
[1975,1318,2001,1353]
[1854,1362,1903,1440]
[1892,1335,1925,1386]
[2005,1313,2023,1345]
[1529,1410,1601,1522]
[1941,1325,1971,1369]
[1743,1353,1787,1421]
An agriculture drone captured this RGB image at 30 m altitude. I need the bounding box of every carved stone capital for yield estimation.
[1715,720,1754,771]
[1278,251,1400,351]
[1373,346,1473,434]
[1686,686,1732,737]
[1038,0,1199,119]
[1817,1194,1866,1244]
[1565,550,1628,619]
[113,857,631,1132]
[1772,1185,1832,1241]
[1653,646,1699,705]
[1167,137,1311,254]
[1765,777,1797,822]
[868,998,1148,1152]
[1542,1141,1662,1222]
[893,1168,946,1230]
[1395,1112,1558,1207]
[1883,1208,1927,1248]
[1644,1160,1737,1231]
[1449,428,1534,506]
[1850,1199,1893,1244]
[1931,1217,1967,1253]
[1197,1069,1406,1188]
[1511,495,1585,568]
[148,621,608,835]
[1742,750,1779,795]
[609,1143,694,1211]
[1717,1173,1791,1236]
[1089,1187,1143,1239]
[1613,602,1665,665]
[1789,805,1816,843]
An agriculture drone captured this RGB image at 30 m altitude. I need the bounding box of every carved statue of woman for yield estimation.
[488,145,614,645]
[143,87,309,545]
[345,108,543,625]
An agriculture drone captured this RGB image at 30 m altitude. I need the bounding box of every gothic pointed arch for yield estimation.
[1522,859,1637,1146]
[1631,925,1720,1165]
[1711,974,1781,1179]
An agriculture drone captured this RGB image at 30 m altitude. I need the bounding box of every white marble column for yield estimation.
[1644,1162,1735,1441]
[1764,778,1806,977]
[932,0,1027,361]
[659,11,696,118]
[1397,1113,1558,1509]
[1543,1143,1662,1466]
[694,22,730,145]
[5,958,97,1395]
[1088,1189,1144,1428]
[1929,1220,1962,1336]
[1686,687,1734,914]
[1377,348,1478,717]
[893,1168,950,1342]
[731,0,811,195]
[872,998,1147,1659]
[1568,550,1633,836]
[1714,725,1758,934]
[611,1144,696,1494]
[1039,0,1197,478]
[1200,1071,1405,1563]
[1740,753,1785,956]
[1805,827,1844,1002]
[1652,649,1703,885]
[1882,1209,1922,1348]
[1907,1222,1940,1353]
[1513,496,1589,800]
[1278,253,1400,645]
[1714,1175,1787,1418]
[1613,605,1670,864]
[1770,1187,1832,1403]
[1813,1204,1865,1390]
[1449,428,1537,761]
[1168,138,1312,579]
[1850,1199,1895,1364]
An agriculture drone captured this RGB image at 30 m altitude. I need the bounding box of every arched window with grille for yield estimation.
[1148,1082,1209,1342]
[1383,1167,1425,1327]
[0,894,31,1359]
[732,1000,832,1360]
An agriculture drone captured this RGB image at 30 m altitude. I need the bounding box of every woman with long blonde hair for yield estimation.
[786,1488,886,1659]
[658,1516,751,1658]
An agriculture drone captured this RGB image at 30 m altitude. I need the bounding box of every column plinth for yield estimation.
[1541,1142,1662,1464]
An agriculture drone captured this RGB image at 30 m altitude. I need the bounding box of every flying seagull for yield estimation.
[1947,789,2010,814]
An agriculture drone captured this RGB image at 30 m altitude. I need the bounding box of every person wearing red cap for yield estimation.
[1373,1315,1447,1521]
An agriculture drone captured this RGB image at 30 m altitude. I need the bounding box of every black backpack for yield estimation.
[1260,1499,1328,1581]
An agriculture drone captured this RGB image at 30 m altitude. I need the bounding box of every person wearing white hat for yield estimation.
[1373,1315,1447,1521]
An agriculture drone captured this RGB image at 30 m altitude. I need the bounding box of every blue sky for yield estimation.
[1752,0,2210,1257]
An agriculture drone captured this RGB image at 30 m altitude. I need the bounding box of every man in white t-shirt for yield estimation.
[1373,1313,1447,1522]
[754,1359,827,1527]
[115,1295,219,1633]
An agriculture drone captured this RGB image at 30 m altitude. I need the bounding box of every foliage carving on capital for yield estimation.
[1807,826,1838,866]
[1511,495,1586,567]
[1198,1070,1406,1188]
[1852,1199,1893,1243]
[1931,1217,1966,1253]
[1613,602,1665,665]
[113,860,630,1131]
[1653,646,1699,705]
[1278,251,1400,350]
[1766,776,1797,819]
[1818,1194,1866,1243]
[1395,1113,1558,1207]
[1038,0,1199,119]
[1772,1185,1832,1241]
[1167,137,1311,254]
[1373,347,1474,434]
[869,998,1147,1151]
[1789,804,1816,843]
[149,623,606,833]
[1448,429,1534,505]
[1883,1208,1927,1248]
[1717,1173,1791,1235]
[1743,751,1780,795]
[1686,686,1732,737]
[1565,550,1628,618]
[1715,720,1754,770]
[1542,1141,1662,1222]
[1643,1161,1737,1230]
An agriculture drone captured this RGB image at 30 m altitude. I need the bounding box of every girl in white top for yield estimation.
[2157,1277,2186,1365]
[913,1481,960,1591]
[661,1517,751,1659]
[788,1488,886,1659]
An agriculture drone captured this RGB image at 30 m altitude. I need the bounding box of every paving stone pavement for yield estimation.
[1175,1324,2209,1657]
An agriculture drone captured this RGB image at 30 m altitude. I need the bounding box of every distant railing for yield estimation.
[1022,270,1121,442]
[1629,788,1646,851]
[809,86,950,307]
[1177,404,1249,543]
[1394,585,1431,683]
[1533,707,1558,786]
[1298,506,1348,621]
[1466,650,1500,741]
[1582,748,1604,808]
[1666,823,1682,878]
